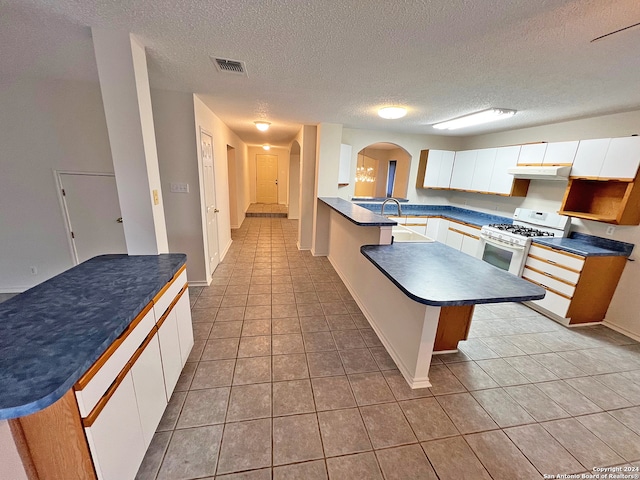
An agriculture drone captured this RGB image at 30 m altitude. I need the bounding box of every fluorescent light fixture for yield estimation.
[262,144,271,151]
[378,106,407,119]
[254,121,270,131]
[432,108,516,130]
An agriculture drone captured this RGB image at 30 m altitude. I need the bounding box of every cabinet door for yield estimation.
[571,138,610,178]
[437,151,455,188]
[471,148,497,192]
[445,228,463,250]
[460,234,480,257]
[84,373,146,480]
[158,309,182,401]
[450,150,477,190]
[600,137,640,179]
[518,143,547,165]
[423,150,443,187]
[131,333,167,448]
[338,144,352,184]
[425,218,439,241]
[405,224,427,235]
[488,146,520,194]
[174,292,194,366]
[543,141,579,165]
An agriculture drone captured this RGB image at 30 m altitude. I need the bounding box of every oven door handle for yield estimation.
[479,233,527,251]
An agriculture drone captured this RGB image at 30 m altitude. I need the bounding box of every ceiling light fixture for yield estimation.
[262,144,271,151]
[378,106,407,120]
[432,108,516,130]
[255,121,270,131]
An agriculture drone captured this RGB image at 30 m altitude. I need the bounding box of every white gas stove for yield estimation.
[477,208,571,276]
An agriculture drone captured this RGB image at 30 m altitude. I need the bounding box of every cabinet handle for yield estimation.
[543,272,553,277]
[540,283,549,289]
[546,259,556,265]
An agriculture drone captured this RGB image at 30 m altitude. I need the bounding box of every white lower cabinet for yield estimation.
[131,332,168,448]
[175,292,195,366]
[85,373,146,480]
[445,228,463,250]
[461,234,479,256]
[158,308,182,401]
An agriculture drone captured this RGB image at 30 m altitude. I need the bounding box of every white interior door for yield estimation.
[256,154,278,203]
[201,130,220,274]
[58,172,127,264]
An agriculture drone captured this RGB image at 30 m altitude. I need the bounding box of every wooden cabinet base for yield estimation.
[9,390,96,480]
[434,305,475,351]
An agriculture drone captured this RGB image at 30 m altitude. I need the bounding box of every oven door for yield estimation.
[477,234,527,276]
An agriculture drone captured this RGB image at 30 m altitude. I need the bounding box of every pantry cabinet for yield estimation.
[523,244,627,325]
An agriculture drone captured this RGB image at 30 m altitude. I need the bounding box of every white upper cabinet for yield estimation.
[518,143,547,165]
[450,150,477,190]
[570,138,610,177]
[423,149,443,187]
[489,145,521,194]
[600,136,640,179]
[471,148,497,192]
[543,141,579,165]
[338,144,352,184]
[438,151,456,187]
[424,150,455,188]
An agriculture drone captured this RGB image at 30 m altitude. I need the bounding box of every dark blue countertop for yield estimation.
[319,197,396,226]
[361,243,545,307]
[0,254,186,420]
[355,203,512,227]
[533,232,634,257]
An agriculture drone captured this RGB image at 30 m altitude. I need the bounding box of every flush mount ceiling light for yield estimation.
[378,106,407,119]
[432,108,516,130]
[254,121,271,131]
[262,144,271,151]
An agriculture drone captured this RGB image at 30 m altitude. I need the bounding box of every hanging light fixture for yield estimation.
[356,149,376,183]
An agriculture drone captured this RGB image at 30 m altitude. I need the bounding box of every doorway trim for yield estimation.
[198,127,220,281]
[54,170,119,265]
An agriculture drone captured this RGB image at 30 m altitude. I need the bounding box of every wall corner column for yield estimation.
[92,29,169,255]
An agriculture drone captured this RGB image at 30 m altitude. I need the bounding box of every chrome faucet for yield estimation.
[381,198,402,217]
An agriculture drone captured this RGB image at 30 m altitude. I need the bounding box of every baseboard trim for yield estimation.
[188,280,211,287]
[220,238,233,262]
[601,321,640,343]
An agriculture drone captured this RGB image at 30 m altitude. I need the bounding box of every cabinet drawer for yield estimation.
[524,256,581,284]
[522,267,576,298]
[448,220,481,238]
[153,268,187,321]
[75,306,156,418]
[530,288,571,318]
[404,216,428,225]
[528,244,585,272]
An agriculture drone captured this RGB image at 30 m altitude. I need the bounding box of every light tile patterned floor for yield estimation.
[137,218,640,480]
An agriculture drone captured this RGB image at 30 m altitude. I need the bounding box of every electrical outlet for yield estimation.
[170,182,190,193]
[605,225,616,236]
[30,266,37,275]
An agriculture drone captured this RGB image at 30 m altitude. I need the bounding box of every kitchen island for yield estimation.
[319,198,545,388]
[0,254,193,480]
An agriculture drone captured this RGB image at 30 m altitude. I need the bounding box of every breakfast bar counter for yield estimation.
[318,197,545,388]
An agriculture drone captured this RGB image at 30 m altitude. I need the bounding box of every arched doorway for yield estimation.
[354,143,411,199]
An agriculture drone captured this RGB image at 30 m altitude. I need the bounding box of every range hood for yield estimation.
[507,165,571,180]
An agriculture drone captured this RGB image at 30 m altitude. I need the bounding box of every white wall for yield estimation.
[194,95,248,267]
[455,110,640,338]
[151,89,207,282]
[288,145,301,219]
[0,79,114,292]
[296,125,317,250]
[0,421,27,480]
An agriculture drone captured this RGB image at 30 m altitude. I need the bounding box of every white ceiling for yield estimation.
[2,0,640,146]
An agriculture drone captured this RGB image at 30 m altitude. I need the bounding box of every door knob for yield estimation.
[214,208,219,213]
[116,217,123,223]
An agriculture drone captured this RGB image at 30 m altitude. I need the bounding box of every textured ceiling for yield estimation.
[2,0,640,146]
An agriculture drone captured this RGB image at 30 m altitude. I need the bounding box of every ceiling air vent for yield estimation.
[211,57,248,77]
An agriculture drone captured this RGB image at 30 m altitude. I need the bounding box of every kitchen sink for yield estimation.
[392,225,434,243]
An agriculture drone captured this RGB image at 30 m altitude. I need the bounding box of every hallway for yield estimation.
[136,217,640,480]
